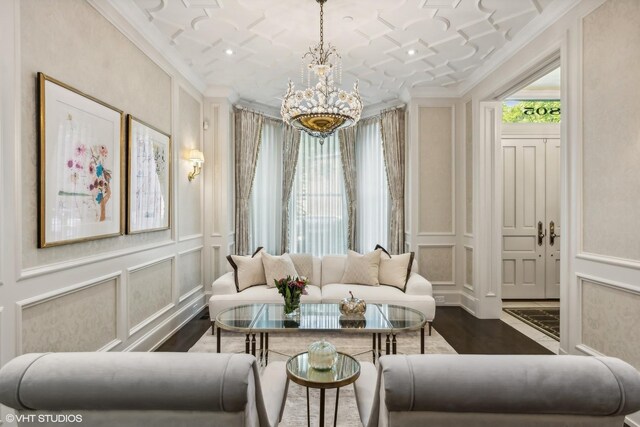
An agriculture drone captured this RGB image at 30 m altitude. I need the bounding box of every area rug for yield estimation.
[503,307,560,341]
[190,327,456,427]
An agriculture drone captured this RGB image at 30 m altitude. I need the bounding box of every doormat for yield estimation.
[503,307,560,341]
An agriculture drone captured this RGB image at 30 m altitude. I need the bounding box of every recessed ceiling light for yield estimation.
[407,49,417,56]
[343,16,353,22]
[225,48,234,55]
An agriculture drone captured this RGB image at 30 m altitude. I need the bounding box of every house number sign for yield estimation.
[523,106,561,116]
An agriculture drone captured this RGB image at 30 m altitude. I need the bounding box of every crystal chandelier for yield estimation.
[280,0,363,143]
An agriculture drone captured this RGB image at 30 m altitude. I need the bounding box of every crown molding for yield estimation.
[457,0,582,97]
[91,0,207,94]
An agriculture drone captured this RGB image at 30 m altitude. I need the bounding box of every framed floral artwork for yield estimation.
[38,73,125,248]
[126,115,171,234]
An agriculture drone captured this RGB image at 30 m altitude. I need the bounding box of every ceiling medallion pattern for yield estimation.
[281,0,362,141]
[134,0,556,105]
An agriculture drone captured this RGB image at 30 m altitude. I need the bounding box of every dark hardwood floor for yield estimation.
[432,306,552,354]
[156,308,211,352]
[156,306,551,354]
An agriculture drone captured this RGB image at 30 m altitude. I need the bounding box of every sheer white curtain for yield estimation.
[288,133,348,256]
[249,120,283,253]
[356,119,389,252]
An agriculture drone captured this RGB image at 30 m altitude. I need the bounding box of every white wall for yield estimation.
[0,0,208,394]
[458,0,640,423]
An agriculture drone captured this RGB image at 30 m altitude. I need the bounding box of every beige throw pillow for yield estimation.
[340,249,382,286]
[227,247,266,292]
[263,252,299,288]
[375,244,415,291]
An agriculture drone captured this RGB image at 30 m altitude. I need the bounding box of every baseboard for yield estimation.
[460,291,478,315]
[123,293,206,352]
[434,290,461,306]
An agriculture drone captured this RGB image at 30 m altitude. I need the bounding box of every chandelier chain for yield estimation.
[319,0,324,60]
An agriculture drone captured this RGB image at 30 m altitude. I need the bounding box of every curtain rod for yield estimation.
[234,104,282,122]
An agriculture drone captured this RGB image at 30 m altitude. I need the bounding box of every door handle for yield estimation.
[549,221,557,246]
[538,221,546,246]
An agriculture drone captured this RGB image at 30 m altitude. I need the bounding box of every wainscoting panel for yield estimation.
[19,276,119,354]
[581,279,640,369]
[178,247,203,300]
[418,106,454,234]
[465,246,473,289]
[418,245,455,285]
[128,257,174,333]
[465,100,473,235]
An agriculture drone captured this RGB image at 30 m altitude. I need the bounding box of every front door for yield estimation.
[502,136,560,299]
[501,138,546,299]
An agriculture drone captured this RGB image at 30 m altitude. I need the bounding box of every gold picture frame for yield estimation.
[126,115,172,234]
[38,72,125,248]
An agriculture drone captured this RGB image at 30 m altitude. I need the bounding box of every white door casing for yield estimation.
[545,138,561,298]
[501,138,546,298]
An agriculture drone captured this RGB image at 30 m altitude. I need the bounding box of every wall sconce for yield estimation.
[188,149,204,182]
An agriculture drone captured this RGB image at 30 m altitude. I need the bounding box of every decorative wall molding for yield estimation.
[577,252,640,272]
[576,273,640,298]
[128,303,174,337]
[18,240,175,281]
[126,255,176,336]
[178,245,204,302]
[179,285,204,304]
[124,291,205,352]
[178,234,204,243]
[416,104,456,236]
[417,244,455,286]
[16,272,122,355]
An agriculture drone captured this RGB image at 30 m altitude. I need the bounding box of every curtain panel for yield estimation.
[356,118,389,252]
[338,127,357,250]
[234,109,264,255]
[380,108,406,254]
[250,120,283,253]
[280,125,302,253]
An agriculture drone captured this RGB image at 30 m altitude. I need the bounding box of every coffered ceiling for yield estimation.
[130,0,559,106]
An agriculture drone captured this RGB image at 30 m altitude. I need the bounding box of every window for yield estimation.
[249,120,283,253]
[356,120,389,251]
[288,133,348,256]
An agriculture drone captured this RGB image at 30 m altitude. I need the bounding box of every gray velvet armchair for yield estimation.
[0,352,288,427]
[355,354,640,427]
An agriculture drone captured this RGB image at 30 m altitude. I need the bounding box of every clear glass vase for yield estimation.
[283,295,301,317]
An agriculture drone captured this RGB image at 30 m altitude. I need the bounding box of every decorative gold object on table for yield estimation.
[308,339,337,371]
[339,291,366,316]
[339,315,366,329]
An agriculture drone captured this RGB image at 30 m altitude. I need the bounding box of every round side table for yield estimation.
[286,351,360,427]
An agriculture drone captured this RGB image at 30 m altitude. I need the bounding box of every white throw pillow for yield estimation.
[263,252,299,288]
[376,245,415,291]
[340,249,382,286]
[227,247,266,292]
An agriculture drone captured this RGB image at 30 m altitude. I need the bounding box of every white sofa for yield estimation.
[209,254,435,327]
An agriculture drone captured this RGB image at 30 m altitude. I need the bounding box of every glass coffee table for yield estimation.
[287,351,360,427]
[213,303,428,364]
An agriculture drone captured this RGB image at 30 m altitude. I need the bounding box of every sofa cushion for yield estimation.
[321,255,347,286]
[340,249,383,286]
[375,245,415,291]
[226,247,266,291]
[322,283,413,303]
[262,253,298,288]
[211,284,322,305]
[289,253,315,284]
